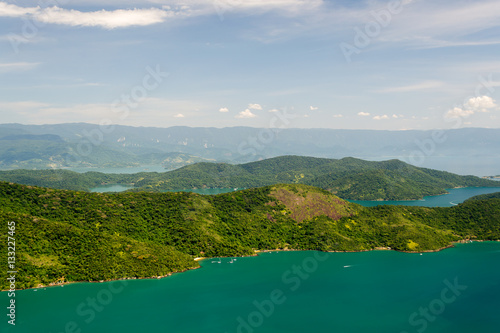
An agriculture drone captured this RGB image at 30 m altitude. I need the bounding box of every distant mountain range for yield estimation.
[1,155,498,201]
[0,123,499,175]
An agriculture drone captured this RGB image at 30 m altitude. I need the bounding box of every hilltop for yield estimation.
[0,156,498,201]
[1,182,499,290]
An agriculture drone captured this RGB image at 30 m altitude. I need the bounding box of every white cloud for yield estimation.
[0,3,185,29]
[219,107,229,112]
[235,109,257,119]
[0,2,38,17]
[445,107,474,119]
[373,115,389,120]
[40,7,179,29]
[17,0,324,15]
[375,81,444,93]
[0,62,40,73]
[358,112,370,117]
[410,37,500,50]
[414,1,500,38]
[268,108,279,113]
[365,0,500,50]
[174,113,185,118]
[0,97,208,125]
[18,103,116,124]
[310,106,318,111]
[0,101,50,110]
[333,114,343,118]
[465,96,497,112]
[446,96,498,119]
[208,0,323,16]
[248,103,263,110]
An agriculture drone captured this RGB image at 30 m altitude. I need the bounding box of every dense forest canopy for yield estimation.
[0,156,498,201]
[1,182,499,290]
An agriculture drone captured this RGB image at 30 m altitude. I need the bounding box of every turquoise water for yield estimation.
[87,186,500,205]
[2,242,500,333]
[88,187,240,194]
[90,184,135,193]
[351,187,500,208]
[162,188,242,195]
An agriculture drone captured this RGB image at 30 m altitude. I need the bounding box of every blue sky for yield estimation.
[1,0,500,130]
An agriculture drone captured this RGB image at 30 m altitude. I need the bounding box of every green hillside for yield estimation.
[0,156,498,200]
[1,182,499,290]
[465,192,500,201]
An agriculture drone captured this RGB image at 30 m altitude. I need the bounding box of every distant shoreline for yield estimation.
[7,240,499,292]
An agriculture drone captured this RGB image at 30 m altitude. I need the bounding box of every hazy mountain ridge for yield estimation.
[1,123,499,175]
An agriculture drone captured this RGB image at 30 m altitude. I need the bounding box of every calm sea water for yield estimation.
[89,186,242,194]
[89,186,500,206]
[351,187,500,208]
[3,242,500,333]
[90,184,135,193]
[162,188,242,195]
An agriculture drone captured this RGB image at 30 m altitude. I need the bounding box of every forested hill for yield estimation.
[0,156,498,200]
[1,182,499,290]
[465,192,500,201]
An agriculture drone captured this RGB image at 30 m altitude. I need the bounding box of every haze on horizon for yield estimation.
[1,0,500,130]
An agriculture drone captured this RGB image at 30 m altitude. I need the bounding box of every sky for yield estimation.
[1,0,500,130]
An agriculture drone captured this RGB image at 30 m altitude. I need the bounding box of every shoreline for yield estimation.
[2,265,202,292]
[5,240,499,292]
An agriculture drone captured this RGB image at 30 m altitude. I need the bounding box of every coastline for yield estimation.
[5,240,499,292]
[2,265,202,292]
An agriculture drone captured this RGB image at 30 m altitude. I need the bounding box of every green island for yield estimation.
[0,156,498,201]
[1,181,499,290]
[465,191,500,201]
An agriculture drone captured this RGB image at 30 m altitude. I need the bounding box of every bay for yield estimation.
[162,188,242,195]
[86,186,500,206]
[3,242,500,333]
[88,186,240,194]
[350,187,500,208]
[90,184,135,193]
